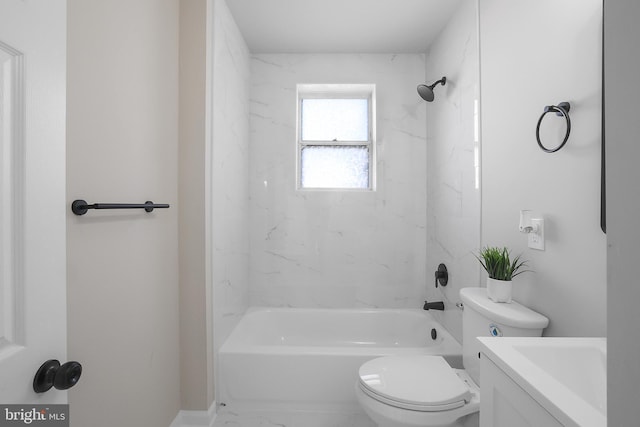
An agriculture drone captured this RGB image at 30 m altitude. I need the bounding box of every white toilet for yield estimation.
[355,287,549,427]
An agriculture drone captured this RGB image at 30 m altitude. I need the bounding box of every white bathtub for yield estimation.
[218,307,462,413]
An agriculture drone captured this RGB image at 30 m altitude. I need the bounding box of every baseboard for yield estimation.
[169,401,217,427]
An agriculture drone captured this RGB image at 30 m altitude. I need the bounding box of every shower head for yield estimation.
[417,77,447,102]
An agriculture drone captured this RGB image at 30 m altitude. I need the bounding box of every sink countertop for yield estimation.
[478,337,606,427]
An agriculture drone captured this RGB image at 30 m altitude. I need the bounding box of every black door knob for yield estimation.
[54,361,82,390]
[33,360,82,393]
[33,360,59,393]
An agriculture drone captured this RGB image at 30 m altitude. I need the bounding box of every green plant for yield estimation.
[476,246,529,281]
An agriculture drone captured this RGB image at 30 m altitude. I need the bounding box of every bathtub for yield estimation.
[218,307,462,413]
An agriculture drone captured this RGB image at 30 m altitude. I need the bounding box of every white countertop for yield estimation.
[478,336,606,427]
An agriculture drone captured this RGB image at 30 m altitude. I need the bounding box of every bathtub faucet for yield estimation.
[423,300,445,311]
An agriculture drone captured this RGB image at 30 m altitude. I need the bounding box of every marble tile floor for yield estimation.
[212,409,376,427]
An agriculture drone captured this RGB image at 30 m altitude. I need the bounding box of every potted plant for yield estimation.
[476,246,529,303]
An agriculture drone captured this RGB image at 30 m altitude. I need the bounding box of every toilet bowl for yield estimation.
[355,287,549,427]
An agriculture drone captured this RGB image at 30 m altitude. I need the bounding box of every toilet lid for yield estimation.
[358,355,472,412]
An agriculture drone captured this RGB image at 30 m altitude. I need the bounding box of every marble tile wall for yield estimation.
[211,0,251,358]
[425,0,482,343]
[249,54,428,309]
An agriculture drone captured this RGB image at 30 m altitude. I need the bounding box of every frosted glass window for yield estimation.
[301,146,369,189]
[297,85,375,190]
[301,99,369,141]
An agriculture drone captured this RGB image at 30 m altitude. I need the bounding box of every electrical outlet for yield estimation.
[528,218,545,250]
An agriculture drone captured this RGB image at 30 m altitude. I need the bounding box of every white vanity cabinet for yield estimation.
[480,355,563,427]
[477,337,606,427]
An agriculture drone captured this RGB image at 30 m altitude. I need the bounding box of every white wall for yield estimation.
[249,54,428,309]
[604,0,640,424]
[425,0,481,343]
[66,0,181,425]
[179,0,211,411]
[211,0,251,361]
[479,0,605,337]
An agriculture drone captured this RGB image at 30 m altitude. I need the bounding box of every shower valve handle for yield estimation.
[434,264,448,288]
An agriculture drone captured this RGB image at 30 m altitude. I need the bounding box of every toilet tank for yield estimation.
[460,287,549,385]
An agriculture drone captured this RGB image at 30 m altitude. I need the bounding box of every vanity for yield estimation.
[478,337,606,427]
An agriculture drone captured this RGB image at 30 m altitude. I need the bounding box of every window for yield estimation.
[297,84,375,190]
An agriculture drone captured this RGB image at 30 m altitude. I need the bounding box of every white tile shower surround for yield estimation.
[249,53,428,310]
[211,0,251,359]
[212,409,376,427]
[424,0,481,344]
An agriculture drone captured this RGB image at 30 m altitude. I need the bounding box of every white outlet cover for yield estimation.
[528,219,545,250]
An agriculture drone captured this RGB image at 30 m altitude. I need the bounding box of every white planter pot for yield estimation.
[487,277,512,303]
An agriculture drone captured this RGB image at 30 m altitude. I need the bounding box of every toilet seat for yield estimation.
[358,355,472,412]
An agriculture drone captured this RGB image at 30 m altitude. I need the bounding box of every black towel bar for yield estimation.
[71,199,170,216]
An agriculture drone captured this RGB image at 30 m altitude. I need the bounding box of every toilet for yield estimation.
[355,287,549,427]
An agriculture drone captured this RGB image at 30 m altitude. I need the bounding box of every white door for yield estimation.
[0,0,68,404]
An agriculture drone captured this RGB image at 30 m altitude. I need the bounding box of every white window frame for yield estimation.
[296,84,376,191]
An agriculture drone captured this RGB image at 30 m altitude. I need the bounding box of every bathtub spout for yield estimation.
[423,301,445,311]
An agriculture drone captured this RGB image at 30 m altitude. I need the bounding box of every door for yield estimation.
[0,0,67,403]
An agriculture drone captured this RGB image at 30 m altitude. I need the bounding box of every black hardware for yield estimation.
[54,361,82,390]
[601,29,606,234]
[434,263,448,288]
[33,360,59,393]
[33,360,82,393]
[423,301,445,311]
[71,199,170,216]
[536,102,571,153]
[430,328,438,340]
[417,77,447,102]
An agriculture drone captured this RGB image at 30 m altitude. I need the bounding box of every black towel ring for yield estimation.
[536,102,571,153]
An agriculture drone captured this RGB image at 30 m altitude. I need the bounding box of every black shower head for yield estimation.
[417,77,447,102]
